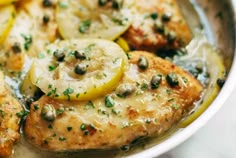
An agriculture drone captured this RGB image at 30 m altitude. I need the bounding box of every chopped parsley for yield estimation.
[63,88,74,101]
[85,101,95,110]
[59,136,66,141]
[33,104,39,111]
[105,96,115,108]
[48,65,57,71]
[21,34,33,51]
[16,110,29,118]
[171,104,180,110]
[79,20,91,33]
[46,87,59,98]
[80,123,86,131]
[56,107,65,115]
[140,82,148,91]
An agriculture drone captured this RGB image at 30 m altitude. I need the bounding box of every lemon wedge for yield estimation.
[30,39,127,101]
[0,5,15,44]
[178,34,225,127]
[56,0,132,40]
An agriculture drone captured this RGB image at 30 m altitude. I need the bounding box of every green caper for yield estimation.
[74,64,87,75]
[150,74,162,89]
[43,15,50,24]
[154,20,165,33]
[167,31,177,43]
[98,0,109,6]
[166,73,179,87]
[41,104,56,122]
[74,50,87,60]
[162,12,173,22]
[150,12,158,20]
[12,42,22,54]
[217,78,225,88]
[138,56,149,70]
[53,50,65,62]
[116,84,136,97]
[112,0,122,9]
[42,0,52,7]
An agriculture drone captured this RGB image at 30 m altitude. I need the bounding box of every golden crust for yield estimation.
[0,72,22,157]
[0,0,57,71]
[123,0,192,52]
[25,51,202,151]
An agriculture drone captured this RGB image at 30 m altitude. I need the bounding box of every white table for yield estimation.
[158,87,236,158]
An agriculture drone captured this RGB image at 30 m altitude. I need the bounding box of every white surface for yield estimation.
[159,86,236,158]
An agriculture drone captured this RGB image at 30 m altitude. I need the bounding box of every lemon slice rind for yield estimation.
[30,39,127,101]
[56,0,132,40]
[0,5,15,44]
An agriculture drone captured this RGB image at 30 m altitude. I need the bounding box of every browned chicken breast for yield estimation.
[0,72,22,157]
[123,0,192,52]
[0,0,57,71]
[25,51,202,151]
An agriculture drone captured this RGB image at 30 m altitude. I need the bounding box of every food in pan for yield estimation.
[0,72,22,157]
[0,0,225,157]
[24,39,202,151]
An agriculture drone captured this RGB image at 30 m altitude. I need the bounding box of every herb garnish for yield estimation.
[63,88,74,101]
[105,96,115,108]
[79,20,91,33]
[21,34,33,51]
[16,110,30,118]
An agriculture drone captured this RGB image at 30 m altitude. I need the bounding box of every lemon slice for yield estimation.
[56,0,132,40]
[30,39,127,101]
[0,0,16,5]
[178,34,225,127]
[0,5,15,44]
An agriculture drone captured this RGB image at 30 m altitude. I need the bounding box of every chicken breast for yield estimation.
[0,0,57,71]
[123,0,192,52]
[25,51,202,151]
[0,72,22,157]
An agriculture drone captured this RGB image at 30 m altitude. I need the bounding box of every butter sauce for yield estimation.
[4,1,225,158]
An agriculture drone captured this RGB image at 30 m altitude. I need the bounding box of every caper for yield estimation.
[162,12,173,22]
[42,0,52,7]
[41,104,56,122]
[166,73,179,87]
[154,20,165,33]
[74,64,87,75]
[217,78,225,88]
[195,62,204,73]
[150,74,162,89]
[116,84,136,97]
[112,0,122,9]
[98,0,109,6]
[150,12,158,20]
[53,50,65,62]
[138,56,149,70]
[12,42,21,54]
[43,15,50,24]
[74,50,87,60]
[167,31,177,43]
